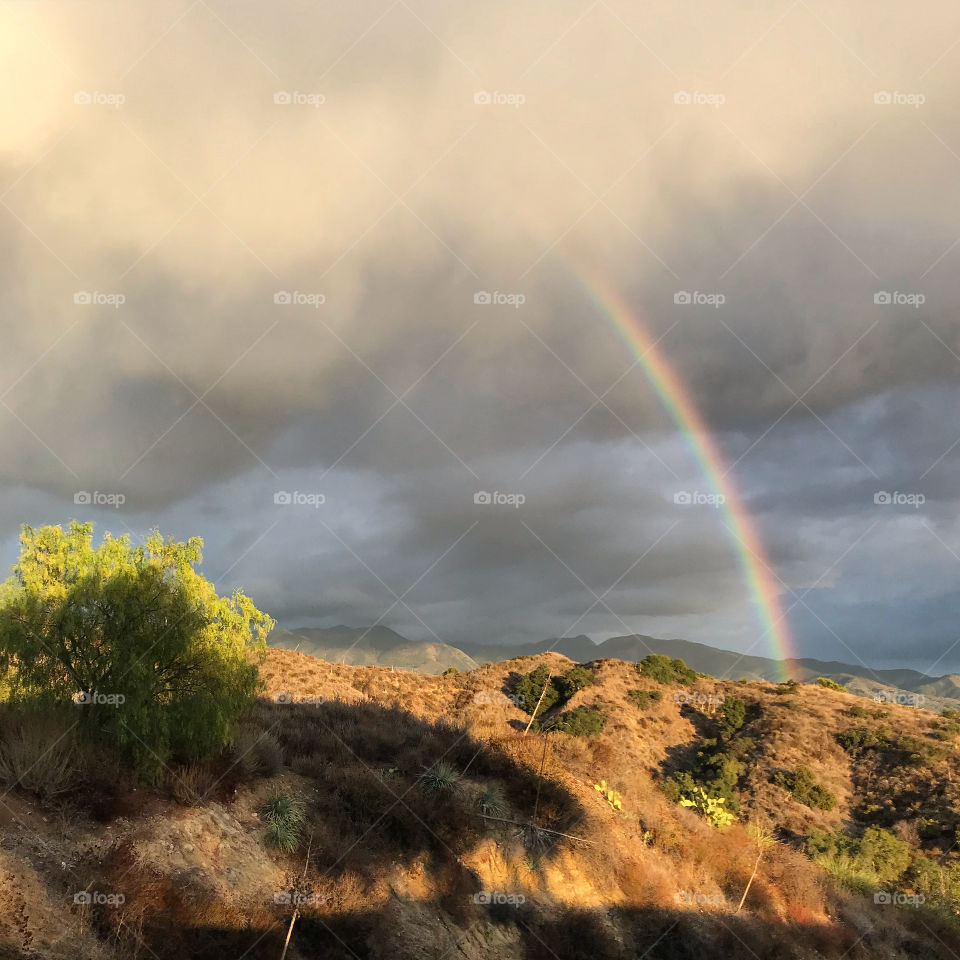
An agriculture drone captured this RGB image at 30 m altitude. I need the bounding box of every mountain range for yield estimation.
[269,626,960,711]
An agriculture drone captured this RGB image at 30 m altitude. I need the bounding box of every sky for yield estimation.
[2,1,960,674]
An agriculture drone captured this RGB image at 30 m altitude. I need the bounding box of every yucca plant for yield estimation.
[476,783,508,817]
[263,791,305,852]
[419,761,461,794]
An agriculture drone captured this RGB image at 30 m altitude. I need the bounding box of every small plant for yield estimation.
[419,761,462,793]
[545,705,605,737]
[679,787,735,828]
[627,689,663,709]
[441,666,460,676]
[0,714,77,800]
[476,783,508,817]
[816,677,847,692]
[772,765,836,811]
[263,791,305,852]
[594,779,622,811]
[775,680,799,695]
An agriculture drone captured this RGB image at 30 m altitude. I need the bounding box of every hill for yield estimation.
[271,625,960,711]
[270,624,479,674]
[2,649,959,958]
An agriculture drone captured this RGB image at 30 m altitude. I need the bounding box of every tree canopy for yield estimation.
[0,522,273,778]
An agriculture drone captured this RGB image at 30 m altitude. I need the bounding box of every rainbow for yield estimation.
[571,268,794,678]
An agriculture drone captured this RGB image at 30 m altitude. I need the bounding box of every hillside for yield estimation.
[270,625,479,674]
[2,650,959,958]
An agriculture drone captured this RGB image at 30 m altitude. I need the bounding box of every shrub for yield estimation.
[678,787,735,828]
[942,709,960,721]
[419,761,462,793]
[263,792,305,852]
[816,677,847,692]
[0,712,77,799]
[0,523,273,780]
[718,697,746,738]
[775,680,799,695]
[232,727,283,779]
[441,667,460,676]
[546,706,605,737]
[637,654,697,685]
[555,666,595,700]
[512,665,560,715]
[772,765,836,811]
[476,783,508,817]
[627,689,662,709]
[836,726,889,752]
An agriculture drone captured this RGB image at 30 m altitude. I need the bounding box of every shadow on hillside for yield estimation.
[121,894,956,960]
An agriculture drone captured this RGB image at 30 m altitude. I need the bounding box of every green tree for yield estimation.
[719,697,746,738]
[0,522,273,779]
[512,664,560,715]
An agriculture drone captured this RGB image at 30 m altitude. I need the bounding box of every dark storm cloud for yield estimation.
[2,1,960,669]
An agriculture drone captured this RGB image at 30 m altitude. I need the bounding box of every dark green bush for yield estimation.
[512,665,561,715]
[718,697,746,738]
[637,654,697,685]
[627,689,663,709]
[545,706,605,738]
[772,765,836,810]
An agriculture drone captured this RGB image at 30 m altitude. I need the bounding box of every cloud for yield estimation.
[2,1,960,669]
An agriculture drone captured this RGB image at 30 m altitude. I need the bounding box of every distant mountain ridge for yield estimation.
[269,625,478,674]
[268,625,960,710]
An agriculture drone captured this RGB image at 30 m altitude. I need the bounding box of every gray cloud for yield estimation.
[2,1,960,671]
